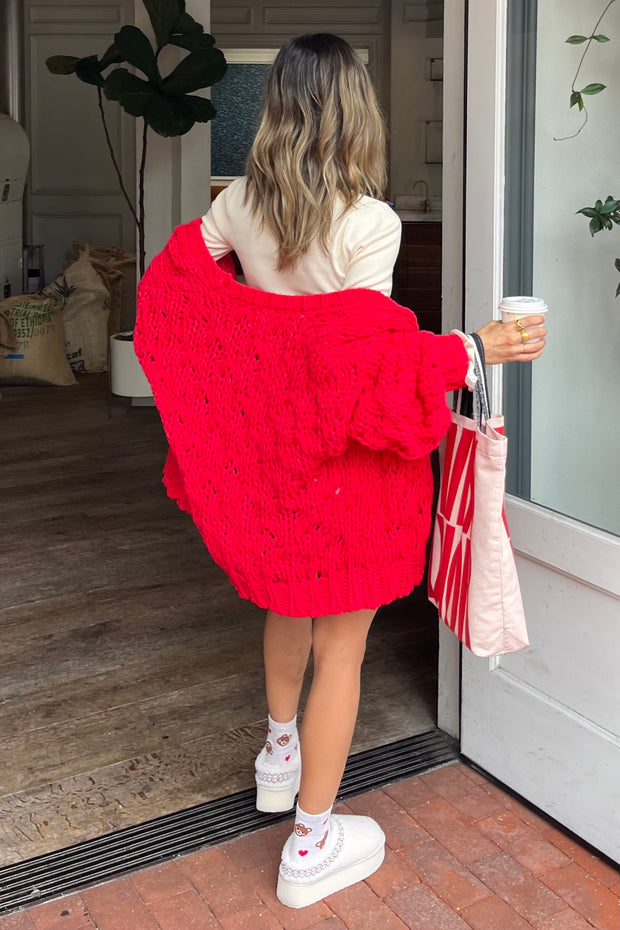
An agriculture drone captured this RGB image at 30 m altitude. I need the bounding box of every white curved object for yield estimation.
[109,333,153,397]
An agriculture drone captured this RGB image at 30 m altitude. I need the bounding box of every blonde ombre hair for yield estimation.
[245,34,388,272]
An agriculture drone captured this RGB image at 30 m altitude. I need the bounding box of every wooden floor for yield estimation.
[0,375,439,865]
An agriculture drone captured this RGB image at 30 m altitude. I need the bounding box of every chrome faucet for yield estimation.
[411,179,431,213]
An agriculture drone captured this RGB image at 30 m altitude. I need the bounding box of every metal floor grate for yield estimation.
[0,728,458,915]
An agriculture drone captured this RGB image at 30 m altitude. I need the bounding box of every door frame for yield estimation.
[439,0,510,736]
[437,0,466,737]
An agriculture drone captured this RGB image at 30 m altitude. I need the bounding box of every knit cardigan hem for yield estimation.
[224,561,425,618]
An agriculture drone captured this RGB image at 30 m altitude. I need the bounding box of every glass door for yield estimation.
[459,0,620,862]
[504,0,620,537]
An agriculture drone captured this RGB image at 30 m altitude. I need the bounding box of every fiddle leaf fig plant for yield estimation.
[555,0,619,297]
[46,0,227,277]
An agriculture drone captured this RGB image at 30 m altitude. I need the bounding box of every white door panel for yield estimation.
[462,651,620,859]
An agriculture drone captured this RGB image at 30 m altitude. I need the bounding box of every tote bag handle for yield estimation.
[455,332,490,430]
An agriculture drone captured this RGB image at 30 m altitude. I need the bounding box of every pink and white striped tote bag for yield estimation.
[427,347,528,657]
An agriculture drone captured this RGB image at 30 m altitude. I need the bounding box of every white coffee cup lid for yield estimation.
[499,295,547,312]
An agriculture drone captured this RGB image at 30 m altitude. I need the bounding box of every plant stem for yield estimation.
[138,118,148,278]
[554,109,589,142]
[555,0,616,141]
[97,86,139,227]
[571,0,616,91]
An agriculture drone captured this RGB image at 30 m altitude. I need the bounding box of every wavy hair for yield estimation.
[245,34,387,271]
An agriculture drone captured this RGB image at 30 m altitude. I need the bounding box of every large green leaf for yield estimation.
[182,94,216,122]
[142,0,182,48]
[114,25,160,83]
[172,11,204,35]
[46,55,80,74]
[144,92,194,136]
[75,55,105,86]
[169,33,215,52]
[566,35,588,44]
[99,42,125,70]
[163,48,227,94]
[104,69,153,116]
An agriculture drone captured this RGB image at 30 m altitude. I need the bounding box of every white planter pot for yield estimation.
[109,332,152,397]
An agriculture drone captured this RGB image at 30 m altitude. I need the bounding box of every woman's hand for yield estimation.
[475,314,547,365]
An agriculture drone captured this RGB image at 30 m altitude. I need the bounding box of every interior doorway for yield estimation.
[0,0,451,870]
[0,373,442,866]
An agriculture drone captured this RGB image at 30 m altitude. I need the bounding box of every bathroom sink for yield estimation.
[395,209,442,222]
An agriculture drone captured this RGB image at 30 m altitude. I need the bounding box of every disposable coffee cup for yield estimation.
[500,296,548,344]
[499,295,548,324]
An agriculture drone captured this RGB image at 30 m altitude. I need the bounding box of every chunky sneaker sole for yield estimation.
[276,814,385,908]
[255,746,301,813]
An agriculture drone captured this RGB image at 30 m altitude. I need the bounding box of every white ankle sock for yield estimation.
[265,714,299,767]
[291,804,332,860]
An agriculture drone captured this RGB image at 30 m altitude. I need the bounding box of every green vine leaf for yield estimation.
[566,35,588,43]
[600,197,620,214]
[580,83,607,95]
[570,91,584,110]
[592,34,610,42]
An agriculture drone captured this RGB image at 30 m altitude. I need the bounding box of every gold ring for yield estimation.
[521,330,530,343]
[515,318,525,330]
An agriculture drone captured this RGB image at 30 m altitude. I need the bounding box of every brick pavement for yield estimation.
[1,762,617,930]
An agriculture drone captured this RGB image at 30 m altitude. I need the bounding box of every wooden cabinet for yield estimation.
[392,221,442,334]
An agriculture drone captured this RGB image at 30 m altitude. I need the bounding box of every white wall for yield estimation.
[531,0,620,536]
[390,0,443,208]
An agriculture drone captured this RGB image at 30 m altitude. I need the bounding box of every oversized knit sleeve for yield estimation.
[345,329,469,460]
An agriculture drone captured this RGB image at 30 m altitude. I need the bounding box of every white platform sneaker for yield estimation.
[255,745,301,813]
[276,813,385,908]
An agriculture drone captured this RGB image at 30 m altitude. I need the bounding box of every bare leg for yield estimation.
[298,608,376,814]
[264,609,312,723]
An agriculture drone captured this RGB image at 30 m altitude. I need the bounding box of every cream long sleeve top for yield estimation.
[200,177,402,297]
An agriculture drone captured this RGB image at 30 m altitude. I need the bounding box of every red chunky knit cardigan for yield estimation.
[134,218,469,617]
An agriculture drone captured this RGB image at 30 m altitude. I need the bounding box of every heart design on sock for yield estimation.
[298,850,308,857]
[285,755,291,762]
